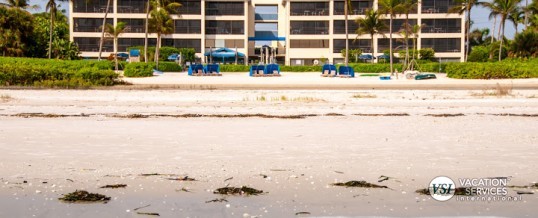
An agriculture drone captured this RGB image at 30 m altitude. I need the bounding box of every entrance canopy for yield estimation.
[204,48,245,58]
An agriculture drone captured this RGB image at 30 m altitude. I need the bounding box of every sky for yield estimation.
[22,0,525,39]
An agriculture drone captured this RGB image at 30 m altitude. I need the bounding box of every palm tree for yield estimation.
[144,0,151,63]
[45,0,64,59]
[104,22,127,72]
[149,0,181,70]
[97,0,112,61]
[344,0,352,66]
[0,0,39,10]
[484,0,521,61]
[355,9,386,61]
[451,0,482,62]
[509,7,524,35]
[469,28,490,46]
[379,0,403,76]
[410,24,422,62]
[399,0,418,69]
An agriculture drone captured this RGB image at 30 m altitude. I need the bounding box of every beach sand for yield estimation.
[0,89,537,217]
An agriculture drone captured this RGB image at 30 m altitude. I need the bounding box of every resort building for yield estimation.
[69,0,465,65]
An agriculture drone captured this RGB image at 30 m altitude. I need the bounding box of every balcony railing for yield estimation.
[290,28,329,35]
[74,26,102,32]
[117,5,145,13]
[334,7,369,15]
[422,26,461,33]
[255,13,278,21]
[73,6,113,13]
[205,8,244,16]
[291,9,329,16]
[205,27,244,35]
[422,45,461,52]
[421,6,459,13]
[124,25,145,33]
[77,44,113,52]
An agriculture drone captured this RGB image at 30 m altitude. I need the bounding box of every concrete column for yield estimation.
[244,0,249,65]
[201,0,206,63]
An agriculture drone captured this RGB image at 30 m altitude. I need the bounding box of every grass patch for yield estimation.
[59,190,111,203]
[100,184,127,189]
[332,180,388,188]
[213,186,264,196]
[471,83,514,97]
[0,94,13,102]
[359,73,380,77]
[351,93,377,98]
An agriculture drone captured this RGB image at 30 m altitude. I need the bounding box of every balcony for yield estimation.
[290,2,329,16]
[73,0,112,13]
[422,19,461,33]
[334,0,373,15]
[422,26,461,33]
[421,38,461,52]
[421,0,460,13]
[205,2,244,16]
[205,27,244,35]
[290,21,329,35]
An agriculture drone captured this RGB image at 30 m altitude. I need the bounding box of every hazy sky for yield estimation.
[24,0,524,39]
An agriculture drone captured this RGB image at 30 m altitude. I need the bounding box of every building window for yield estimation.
[117,38,157,51]
[117,19,145,33]
[74,37,113,52]
[334,0,374,15]
[421,38,461,52]
[333,20,359,34]
[174,0,201,15]
[377,38,412,52]
[290,21,329,35]
[290,2,329,16]
[380,19,417,33]
[205,2,244,16]
[422,0,460,13]
[333,39,372,53]
[205,39,244,49]
[74,18,112,32]
[205,21,244,35]
[73,0,113,13]
[290,40,329,48]
[255,5,278,21]
[174,20,201,34]
[161,39,201,52]
[117,0,145,13]
[421,19,461,33]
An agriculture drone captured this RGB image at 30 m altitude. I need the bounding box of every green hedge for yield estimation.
[157,62,182,72]
[446,60,538,79]
[0,57,118,87]
[124,62,154,77]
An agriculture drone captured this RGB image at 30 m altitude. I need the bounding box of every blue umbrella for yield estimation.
[377,54,390,60]
[359,54,376,60]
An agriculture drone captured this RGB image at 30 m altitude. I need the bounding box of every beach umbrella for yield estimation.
[235,47,238,65]
[209,46,213,64]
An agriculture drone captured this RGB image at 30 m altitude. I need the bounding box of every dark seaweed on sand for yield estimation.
[214,186,264,196]
[100,184,127,189]
[415,187,475,196]
[332,180,388,188]
[59,190,111,202]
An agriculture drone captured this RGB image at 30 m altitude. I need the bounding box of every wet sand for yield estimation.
[0,89,537,217]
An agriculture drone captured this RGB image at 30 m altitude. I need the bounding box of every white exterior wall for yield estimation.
[69,0,465,63]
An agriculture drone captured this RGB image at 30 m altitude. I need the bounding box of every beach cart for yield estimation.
[249,65,265,77]
[264,64,281,76]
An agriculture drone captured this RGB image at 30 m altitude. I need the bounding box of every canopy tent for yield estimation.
[204,48,245,64]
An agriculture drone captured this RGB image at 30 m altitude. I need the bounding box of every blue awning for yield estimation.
[204,48,245,58]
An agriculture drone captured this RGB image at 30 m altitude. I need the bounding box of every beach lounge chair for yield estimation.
[188,64,205,76]
[415,74,437,80]
[338,66,355,78]
[321,64,337,77]
[265,64,281,77]
[204,64,222,76]
[249,65,265,77]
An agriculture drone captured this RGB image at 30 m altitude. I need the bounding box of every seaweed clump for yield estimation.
[100,184,127,189]
[415,187,475,196]
[213,186,264,196]
[332,180,388,188]
[59,190,111,202]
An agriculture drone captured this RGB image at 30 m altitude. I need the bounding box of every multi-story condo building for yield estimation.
[69,0,464,65]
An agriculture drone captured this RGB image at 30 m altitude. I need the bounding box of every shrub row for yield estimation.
[446,60,538,79]
[0,64,118,88]
[123,62,182,77]
[0,57,114,71]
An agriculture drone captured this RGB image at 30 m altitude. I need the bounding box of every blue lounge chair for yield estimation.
[204,64,220,75]
[338,66,355,78]
[321,64,337,77]
[188,64,205,76]
[265,64,280,75]
[249,65,265,77]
